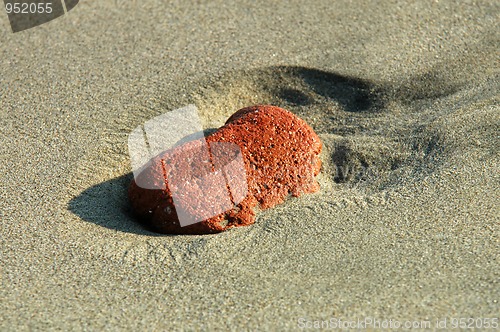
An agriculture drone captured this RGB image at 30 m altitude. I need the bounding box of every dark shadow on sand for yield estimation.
[273,66,385,112]
[68,173,162,235]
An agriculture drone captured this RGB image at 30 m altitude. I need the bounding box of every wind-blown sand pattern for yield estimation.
[1,1,498,330]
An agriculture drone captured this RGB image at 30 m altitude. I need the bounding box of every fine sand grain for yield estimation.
[1,1,498,330]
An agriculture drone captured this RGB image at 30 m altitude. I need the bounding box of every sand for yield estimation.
[1,0,498,330]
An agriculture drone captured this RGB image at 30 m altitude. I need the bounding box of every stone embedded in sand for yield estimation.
[128,105,322,234]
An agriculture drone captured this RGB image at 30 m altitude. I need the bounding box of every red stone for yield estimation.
[128,105,322,234]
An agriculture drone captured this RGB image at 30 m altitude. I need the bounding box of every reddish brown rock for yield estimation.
[128,105,322,234]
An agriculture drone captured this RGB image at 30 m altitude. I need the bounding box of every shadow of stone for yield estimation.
[68,173,161,235]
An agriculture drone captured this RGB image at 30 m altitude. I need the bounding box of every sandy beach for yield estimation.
[1,0,498,330]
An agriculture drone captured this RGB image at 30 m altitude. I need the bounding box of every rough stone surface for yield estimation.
[128,105,322,234]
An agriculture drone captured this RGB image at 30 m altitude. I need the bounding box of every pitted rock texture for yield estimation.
[129,105,322,234]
